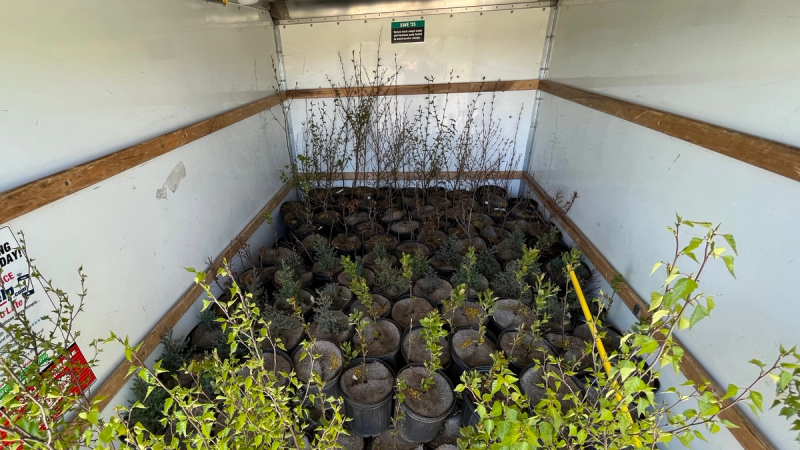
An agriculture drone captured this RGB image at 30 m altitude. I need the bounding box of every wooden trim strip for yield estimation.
[0,94,283,226]
[92,181,294,412]
[288,79,540,100]
[520,172,772,450]
[538,80,800,184]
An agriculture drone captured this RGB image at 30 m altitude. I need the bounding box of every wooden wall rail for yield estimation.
[288,79,539,100]
[538,80,800,184]
[521,172,772,450]
[91,181,294,412]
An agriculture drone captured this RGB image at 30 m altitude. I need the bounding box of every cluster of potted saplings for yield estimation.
[137,184,631,449]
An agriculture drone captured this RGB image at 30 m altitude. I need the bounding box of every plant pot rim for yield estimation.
[339,357,397,407]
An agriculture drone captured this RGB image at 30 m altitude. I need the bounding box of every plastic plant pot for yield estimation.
[497,328,559,375]
[292,339,344,410]
[399,323,452,377]
[395,363,457,443]
[339,358,396,437]
[448,327,498,384]
[459,367,491,427]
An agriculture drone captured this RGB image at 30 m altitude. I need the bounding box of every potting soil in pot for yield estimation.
[499,331,554,367]
[294,340,342,383]
[573,323,622,352]
[190,325,224,350]
[397,366,454,418]
[340,361,394,403]
[353,320,400,356]
[427,414,460,448]
[391,297,434,330]
[492,299,535,330]
[442,301,485,328]
[413,278,452,305]
[263,315,304,350]
[371,429,423,450]
[336,431,365,450]
[309,311,353,344]
[434,445,457,450]
[350,294,391,318]
[258,351,292,386]
[452,329,497,367]
[545,333,591,370]
[402,328,451,365]
[520,365,580,410]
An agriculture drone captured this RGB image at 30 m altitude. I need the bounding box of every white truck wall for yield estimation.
[531,0,800,447]
[0,0,289,414]
[280,8,549,184]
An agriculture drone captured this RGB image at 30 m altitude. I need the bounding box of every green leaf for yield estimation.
[749,391,763,413]
[672,277,699,300]
[689,304,709,328]
[722,255,736,279]
[722,234,738,255]
[722,384,738,400]
[649,292,664,311]
[749,359,765,369]
[682,237,704,255]
[651,262,664,275]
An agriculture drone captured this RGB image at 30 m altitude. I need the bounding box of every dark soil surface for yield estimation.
[381,209,406,223]
[418,229,448,251]
[324,284,353,309]
[481,194,508,209]
[451,274,489,299]
[190,326,224,350]
[366,235,399,252]
[446,224,478,239]
[545,333,591,370]
[427,414,460,448]
[499,331,555,366]
[353,320,401,357]
[337,267,376,289]
[394,241,430,258]
[427,196,452,210]
[341,361,394,403]
[264,315,304,350]
[573,323,622,352]
[332,234,362,251]
[402,327,451,365]
[336,431,365,450]
[260,247,297,267]
[309,311,353,344]
[371,429,423,450]
[480,225,510,245]
[350,294,391,318]
[315,210,341,225]
[413,278,452,305]
[456,237,487,254]
[355,221,384,238]
[410,205,438,221]
[434,445,458,450]
[294,340,342,383]
[239,266,276,290]
[451,329,498,367]
[502,219,529,233]
[363,254,398,272]
[496,240,524,261]
[345,212,370,227]
[313,262,344,278]
[391,297,434,330]
[470,213,494,231]
[262,351,292,386]
[274,289,314,316]
[442,301,485,329]
[302,233,327,251]
[428,255,457,273]
[520,365,580,410]
[397,366,454,418]
[492,299,536,330]
[525,221,549,239]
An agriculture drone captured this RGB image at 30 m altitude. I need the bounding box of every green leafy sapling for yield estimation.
[418,311,447,391]
[274,257,304,319]
[407,249,430,279]
[475,289,497,346]
[313,236,338,276]
[400,252,415,299]
[537,225,560,249]
[348,309,371,370]
[342,255,380,320]
[451,247,482,292]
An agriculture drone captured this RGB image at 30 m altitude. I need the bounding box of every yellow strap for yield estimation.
[569,269,642,447]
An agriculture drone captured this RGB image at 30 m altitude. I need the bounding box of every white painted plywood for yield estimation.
[280,7,550,88]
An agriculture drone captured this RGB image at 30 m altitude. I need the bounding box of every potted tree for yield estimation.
[428,235,462,277]
[313,236,342,284]
[449,290,498,381]
[395,311,455,443]
[412,269,453,306]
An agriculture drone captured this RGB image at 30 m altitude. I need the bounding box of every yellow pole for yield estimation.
[569,269,641,447]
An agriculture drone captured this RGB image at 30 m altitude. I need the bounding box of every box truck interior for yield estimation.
[1,0,799,448]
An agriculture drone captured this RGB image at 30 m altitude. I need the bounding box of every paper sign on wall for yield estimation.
[391,20,425,43]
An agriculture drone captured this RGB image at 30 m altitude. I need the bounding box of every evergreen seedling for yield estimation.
[314,236,338,275]
[435,235,463,267]
[417,268,441,296]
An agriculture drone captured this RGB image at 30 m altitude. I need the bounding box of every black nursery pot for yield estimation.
[497,328,559,375]
[367,319,403,371]
[395,363,456,443]
[460,367,491,427]
[291,340,343,409]
[399,323,452,375]
[447,327,498,385]
[340,358,396,437]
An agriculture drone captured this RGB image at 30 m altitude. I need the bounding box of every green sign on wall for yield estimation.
[391,20,425,43]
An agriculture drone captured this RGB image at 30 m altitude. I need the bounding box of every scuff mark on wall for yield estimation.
[155,161,186,200]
